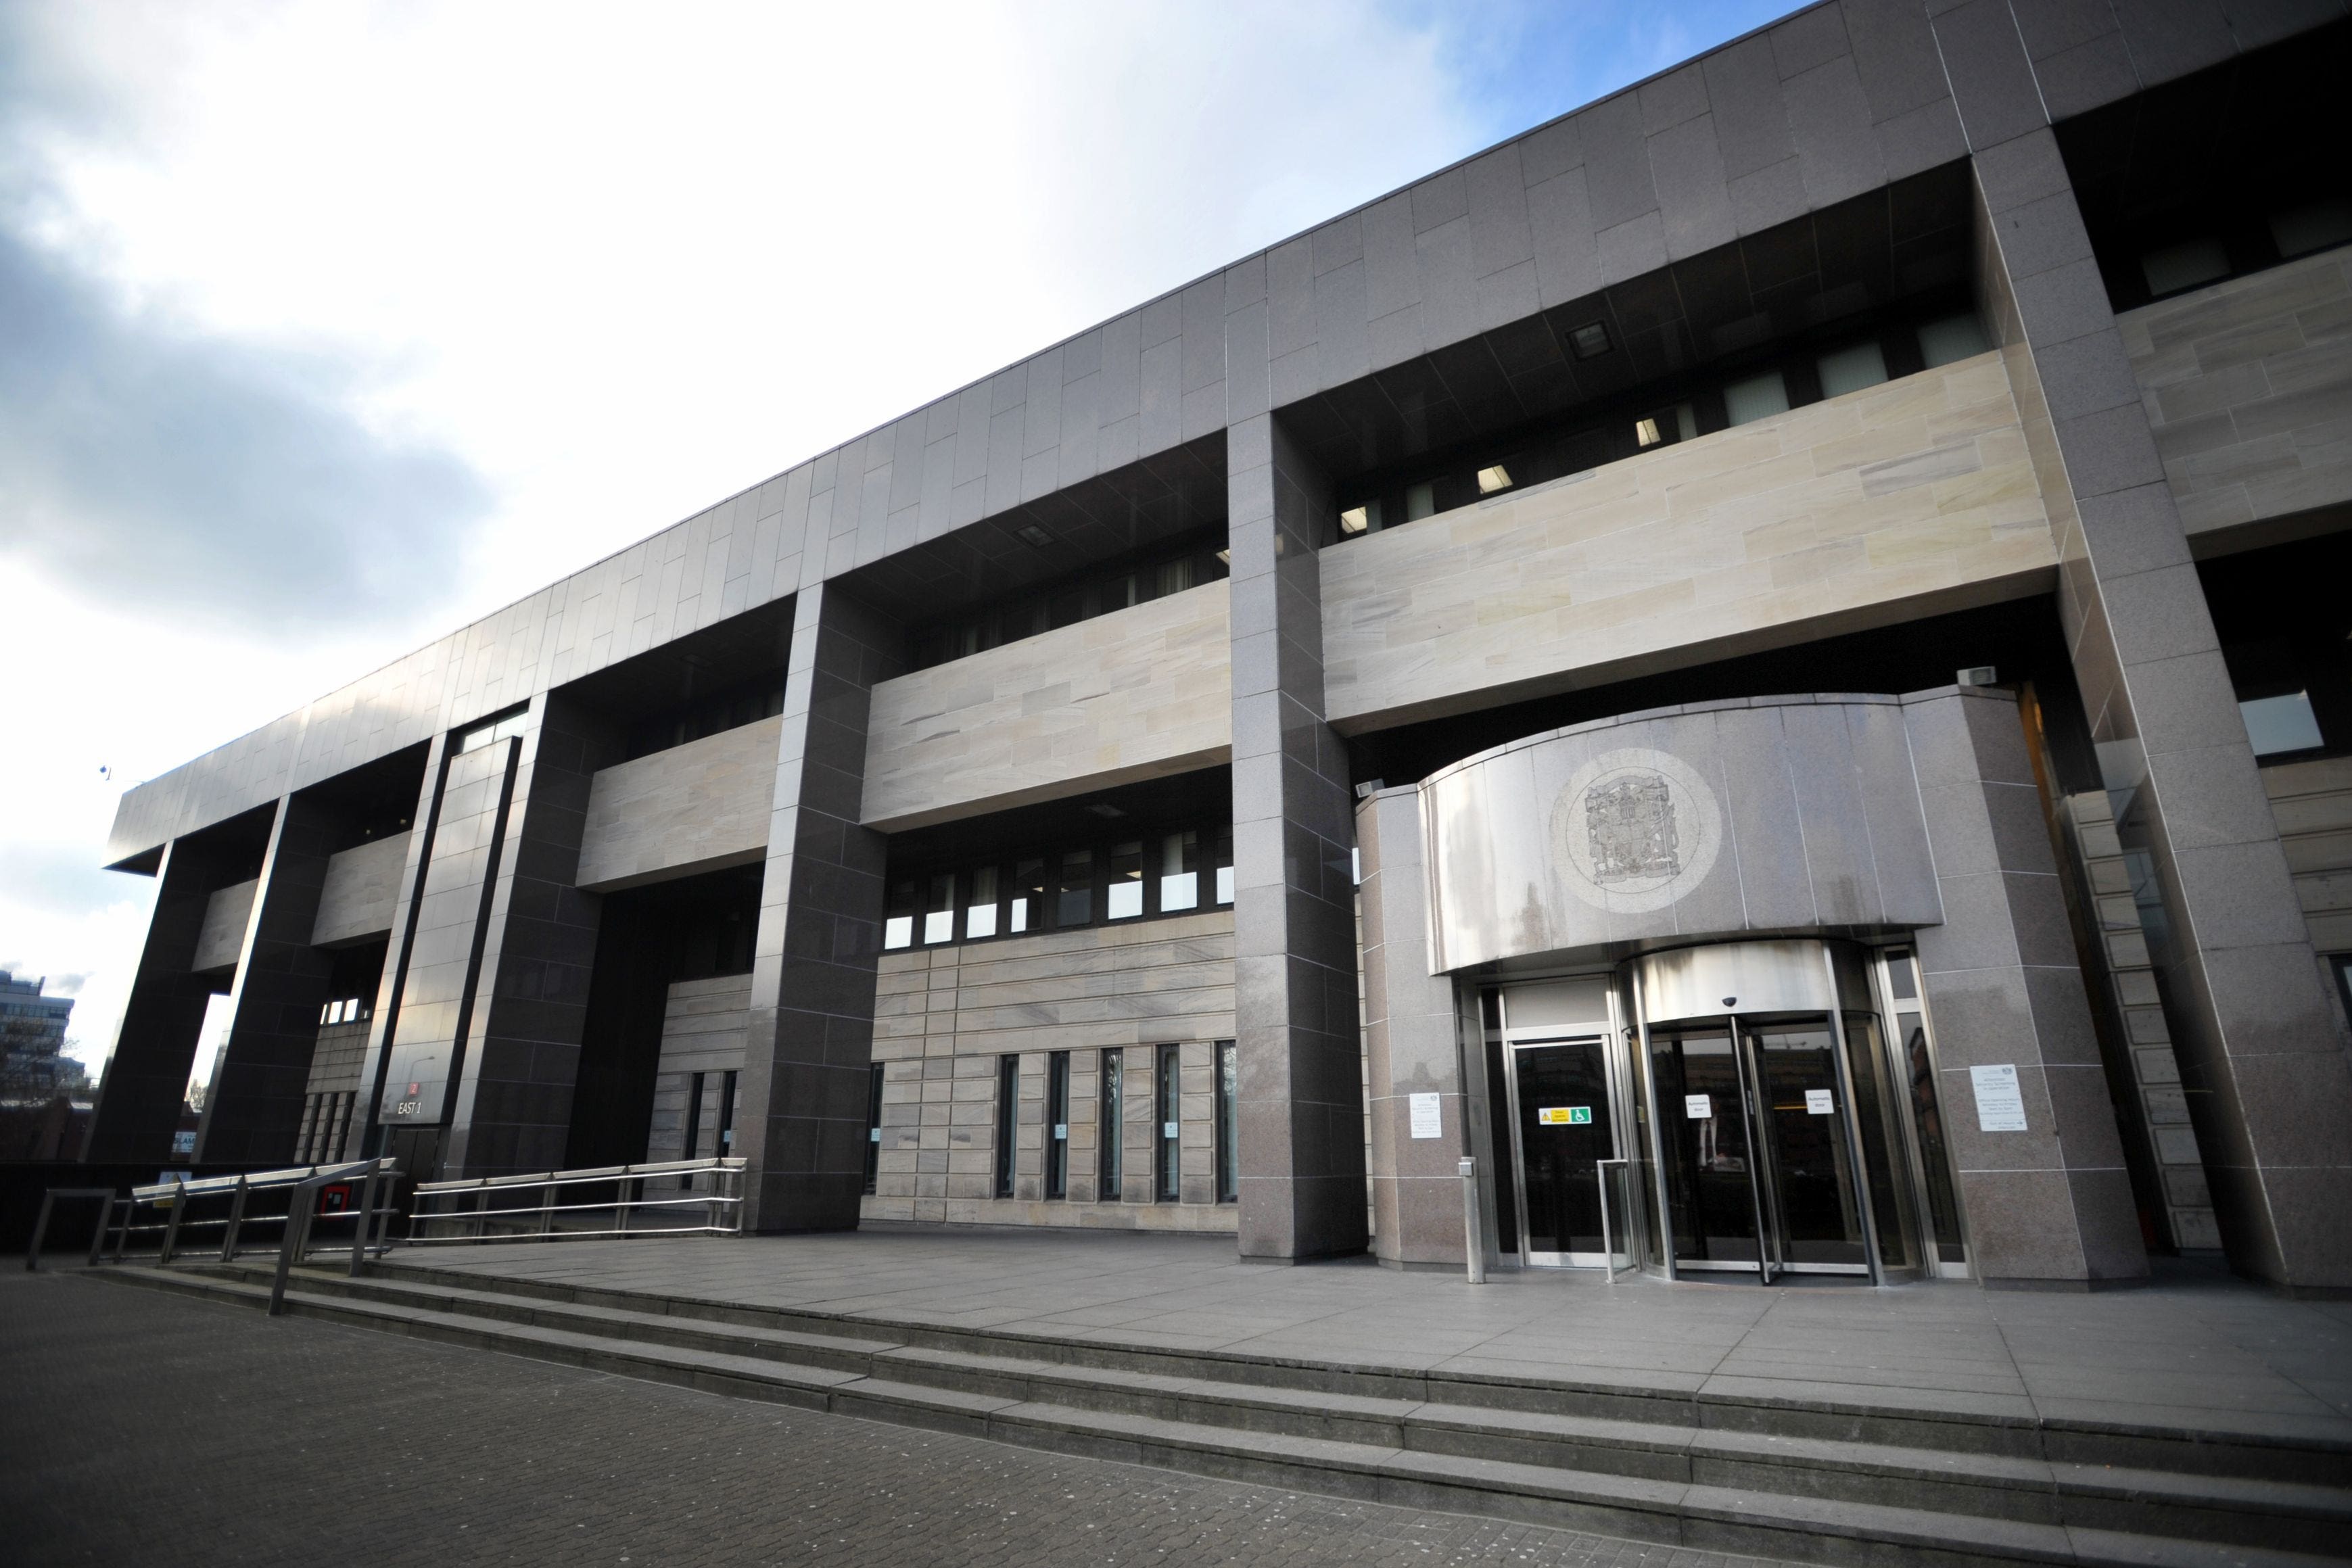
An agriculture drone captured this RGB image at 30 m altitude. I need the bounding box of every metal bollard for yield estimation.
[1458,1156,1487,1285]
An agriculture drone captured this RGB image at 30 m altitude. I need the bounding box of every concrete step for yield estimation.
[87,1264,2352,1567]
[360,1258,2352,1487]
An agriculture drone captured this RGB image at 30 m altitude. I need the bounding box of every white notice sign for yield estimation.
[1805,1089,1835,1116]
[1409,1092,1442,1139]
[1684,1094,1712,1120]
[1971,1064,2027,1132]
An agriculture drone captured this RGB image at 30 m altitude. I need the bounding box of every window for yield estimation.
[994,1056,1019,1199]
[454,707,528,755]
[2140,237,2232,298]
[1214,1041,1238,1204]
[1405,481,1436,523]
[1215,827,1235,905]
[715,1070,738,1155]
[1154,1044,1181,1203]
[1917,313,1991,369]
[1159,831,1200,912]
[1056,849,1094,927]
[1338,502,1378,535]
[1475,464,1513,495]
[1100,1050,1124,1199]
[884,880,916,951]
[1817,341,1889,399]
[965,865,999,941]
[923,873,956,945]
[2242,692,2324,757]
[1722,370,1789,427]
[864,1062,885,1196]
[1045,1051,1071,1200]
[2273,199,2352,261]
[1010,857,1045,934]
[1107,840,1144,920]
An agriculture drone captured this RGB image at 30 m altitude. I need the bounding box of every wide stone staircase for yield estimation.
[93,1260,2350,1568]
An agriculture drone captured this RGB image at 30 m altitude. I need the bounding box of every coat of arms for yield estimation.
[1584,774,1679,884]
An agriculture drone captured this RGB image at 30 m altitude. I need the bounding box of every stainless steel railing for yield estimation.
[65,1160,400,1270]
[408,1156,745,1244]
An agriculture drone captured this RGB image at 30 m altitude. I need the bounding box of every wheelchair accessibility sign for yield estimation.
[1537,1106,1593,1126]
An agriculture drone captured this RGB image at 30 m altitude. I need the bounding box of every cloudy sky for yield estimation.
[0,0,1796,1078]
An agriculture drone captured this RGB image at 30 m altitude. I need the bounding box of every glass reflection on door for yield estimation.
[1509,1039,1615,1262]
[1647,1026,1762,1270]
[1744,1020,1866,1270]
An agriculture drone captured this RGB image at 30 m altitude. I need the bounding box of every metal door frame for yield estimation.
[1495,984,1632,1271]
[1868,946,1975,1281]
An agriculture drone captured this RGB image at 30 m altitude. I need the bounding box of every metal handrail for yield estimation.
[268,1158,398,1314]
[24,1188,117,1272]
[78,1160,400,1270]
[408,1156,745,1244]
[1594,1156,1632,1283]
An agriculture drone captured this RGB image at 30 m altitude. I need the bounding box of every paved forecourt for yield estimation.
[0,1268,1793,1568]
[385,1227,2352,1446]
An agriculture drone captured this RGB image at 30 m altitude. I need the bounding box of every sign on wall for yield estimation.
[1409,1093,1442,1139]
[1970,1064,2027,1131]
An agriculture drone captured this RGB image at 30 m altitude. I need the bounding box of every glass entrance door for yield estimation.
[1503,1037,1620,1266]
[1645,1014,1875,1278]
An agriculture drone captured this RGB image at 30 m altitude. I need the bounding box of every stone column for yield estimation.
[1226,412,1368,1260]
[1904,686,2148,1287]
[735,584,897,1233]
[193,794,341,1162]
[1356,785,1472,1269]
[1935,5,2352,1289]
[442,693,615,1176]
[82,830,254,1162]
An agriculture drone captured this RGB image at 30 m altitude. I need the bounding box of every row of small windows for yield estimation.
[939,1045,1238,1204]
[885,826,1235,951]
[1331,310,1993,543]
[2134,199,2352,304]
[454,707,528,755]
[317,996,373,1027]
[906,538,1230,673]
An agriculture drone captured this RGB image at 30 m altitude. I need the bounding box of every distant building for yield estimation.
[1,971,89,1159]
[0,970,79,1102]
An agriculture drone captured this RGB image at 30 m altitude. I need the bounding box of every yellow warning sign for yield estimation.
[1537,1106,1592,1126]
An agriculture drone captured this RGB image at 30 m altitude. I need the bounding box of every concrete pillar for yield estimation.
[193,794,340,1162]
[1356,785,1472,1269]
[1935,5,2352,1289]
[736,584,897,1233]
[351,730,451,1165]
[441,693,614,1176]
[82,826,257,1162]
[1904,686,2148,1287]
[1226,412,1368,1260]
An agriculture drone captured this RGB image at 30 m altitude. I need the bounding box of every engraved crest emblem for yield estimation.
[1584,774,1679,884]
[1551,748,1723,913]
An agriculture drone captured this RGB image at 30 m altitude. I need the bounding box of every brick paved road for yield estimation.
[0,1271,1791,1568]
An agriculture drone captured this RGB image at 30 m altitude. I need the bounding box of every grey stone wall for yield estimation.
[575,717,779,893]
[192,880,258,975]
[644,974,751,1165]
[312,833,407,947]
[1903,686,2147,1287]
[864,913,1237,1232]
[2120,248,2352,540]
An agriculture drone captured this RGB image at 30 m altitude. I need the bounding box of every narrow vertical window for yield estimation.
[1010,857,1045,934]
[1214,1041,1238,1204]
[964,863,1000,940]
[994,1055,1018,1199]
[1099,1050,1123,1199]
[1057,848,1094,928]
[1155,1044,1181,1203]
[1159,830,1200,912]
[923,872,956,945]
[682,1070,706,1165]
[1107,840,1144,920]
[716,1070,738,1156]
[1045,1051,1071,1200]
[863,1062,885,1196]
[885,878,916,950]
[1213,826,1235,905]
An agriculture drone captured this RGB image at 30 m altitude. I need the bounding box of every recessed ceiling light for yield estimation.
[1085,802,1126,818]
[1569,321,1611,359]
[1476,465,1513,494]
[1339,506,1371,533]
[1016,523,1053,548]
